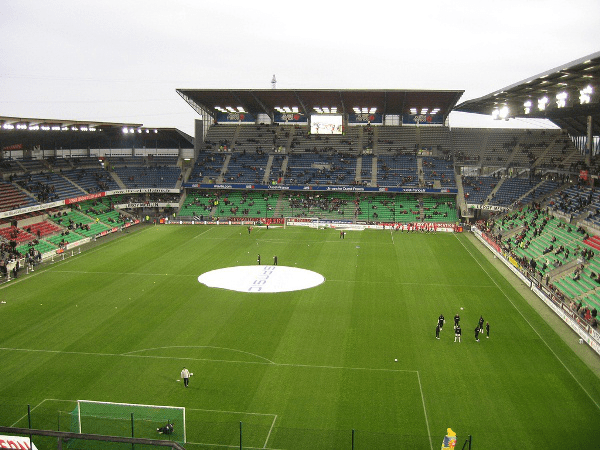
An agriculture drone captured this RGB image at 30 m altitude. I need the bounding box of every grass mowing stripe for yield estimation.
[454,232,600,411]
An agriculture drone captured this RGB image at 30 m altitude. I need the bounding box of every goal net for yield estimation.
[70,400,186,443]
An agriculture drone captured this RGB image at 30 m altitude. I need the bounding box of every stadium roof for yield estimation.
[0,116,194,150]
[176,88,464,120]
[455,51,600,136]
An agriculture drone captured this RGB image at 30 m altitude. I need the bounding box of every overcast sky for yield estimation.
[1,0,599,135]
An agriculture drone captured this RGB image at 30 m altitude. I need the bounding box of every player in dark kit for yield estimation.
[438,314,445,331]
[474,326,480,342]
[454,313,460,329]
[478,315,484,333]
[454,325,461,342]
[435,323,440,339]
[486,322,490,338]
[257,254,261,265]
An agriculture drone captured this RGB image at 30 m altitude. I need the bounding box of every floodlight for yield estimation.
[80,127,88,131]
[129,128,134,133]
[137,129,142,133]
[226,106,235,112]
[71,127,78,131]
[421,108,428,114]
[61,127,68,131]
[499,106,509,120]
[146,129,150,133]
[362,107,368,113]
[369,107,377,114]
[292,106,299,113]
[154,130,158,133]
[410,108,417,114]
[52,126,61,131]
[524,100,532,114]
[353,107,361,113]
[284,107,291,113]
[556,91,568,108]
[313,107,322,113]
[89,127,96,131]
[538,96,549,111]
[580,85,593,104]
[17,124,27,130]
[491,108,500,120]
[41,126,50,131]
[431,108,440,115]
[331,107,337,113]
[323,107,330,114]
[237,106,245,112]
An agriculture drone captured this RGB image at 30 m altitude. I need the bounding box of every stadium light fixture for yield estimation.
[3,123,15,130]
[361,107,368,114]
[154,129,158,133]
[292,106,299,113]
[16,124,27,130]
[90,127,96,131]
[580,85,593,104]
[323,107,330,114]
[29,125,40,131]
[538,96,549,111]
[523,100,532,114]
[431,108,440,115]
[556,91,568,108]
[491,108,500,120]
[369,107,377,114]
[499,105,509,120]
[226,106,236,113]
[41,125,50,131]
[353,107,361,113]
[237,106,245,112]
[61,127,68,131]
[410,108,417,114]
[122,127,128,134]
[51,126,61,131]
[420,108,428,114]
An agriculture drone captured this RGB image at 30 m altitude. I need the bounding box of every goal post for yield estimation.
[71,400,186,443]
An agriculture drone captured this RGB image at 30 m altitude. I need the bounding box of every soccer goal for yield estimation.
[71,400,186,443]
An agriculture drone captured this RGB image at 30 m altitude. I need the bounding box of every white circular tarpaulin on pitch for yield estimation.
[198,265,325,293]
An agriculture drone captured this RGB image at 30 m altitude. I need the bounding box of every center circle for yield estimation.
[198,265,325,293]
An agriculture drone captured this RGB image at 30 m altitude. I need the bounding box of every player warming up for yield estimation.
[454,325,461,343]
[486,322,490,338]
[478,315,484,333]
[454,313,460,329]
[438,314,445,331]
[474,326,480,342]
[435,323,441,339]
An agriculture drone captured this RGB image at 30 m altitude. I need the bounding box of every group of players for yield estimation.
[435,313,489,342]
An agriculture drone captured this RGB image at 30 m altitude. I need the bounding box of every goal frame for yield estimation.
[75,399,186,443]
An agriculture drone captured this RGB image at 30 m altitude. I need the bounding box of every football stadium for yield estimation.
[2,44,600,450]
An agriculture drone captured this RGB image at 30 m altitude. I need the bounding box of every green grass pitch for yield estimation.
[0,225,599,449]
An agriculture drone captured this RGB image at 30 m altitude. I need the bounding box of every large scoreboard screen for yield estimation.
[310,115,343,134]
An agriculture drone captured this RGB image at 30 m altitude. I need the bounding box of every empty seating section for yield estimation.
[0,226,34,243]
[189,153,227,183]
[223,152,269,183]
[490,178,539,206]
[376,127,416,154]
[420,127,451,155]
[23,220,62,237]
[462,176,496,204]
[203,125,237,151]
[0,181,37,211]
[451,128,486,163]
[360,156,373,185]
[13,172,86,201]
[61,168,120,192]
[286,153,356,186]
[518,179,560,206]
[377,155,418,187]
[481,130,525,166]
[268,155,286,184]
[114,166,181,188]
[421,156,456,187]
